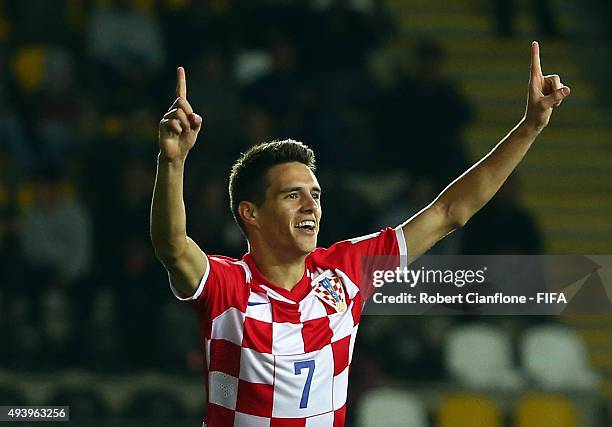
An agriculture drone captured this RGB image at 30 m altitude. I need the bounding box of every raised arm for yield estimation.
[401,41,571,262]
[150,67,207,296]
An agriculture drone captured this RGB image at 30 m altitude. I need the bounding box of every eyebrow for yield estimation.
[278,186,322,195]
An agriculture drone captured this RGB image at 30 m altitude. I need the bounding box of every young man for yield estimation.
[150,42,570,426]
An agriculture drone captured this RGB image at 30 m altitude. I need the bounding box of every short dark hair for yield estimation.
[229,139,316,236]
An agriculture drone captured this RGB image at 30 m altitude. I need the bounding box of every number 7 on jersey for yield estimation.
[294,360,315,409]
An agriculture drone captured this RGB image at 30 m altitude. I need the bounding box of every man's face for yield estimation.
[255,162,322,257]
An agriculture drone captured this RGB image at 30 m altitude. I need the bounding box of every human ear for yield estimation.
[239,201,258,227]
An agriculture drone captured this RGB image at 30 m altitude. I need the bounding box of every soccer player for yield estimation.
[150,42,570,426]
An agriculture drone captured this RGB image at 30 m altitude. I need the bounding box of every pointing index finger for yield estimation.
[531,41,542,79]
[176,66,187,99]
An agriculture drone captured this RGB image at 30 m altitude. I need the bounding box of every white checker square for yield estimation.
[234,412,271,427]
[239,347,275,384]
[335,268,359,299]
[208,371,239,410]
[333,367,349,410]
[299,294,328,322]
[245,292,272,323]
[272,345,334,418]
[305,411,335,427]
[272,322,304,355]
[329,304,355,343]
[211,307,245,346]
[205,339,211,370]
[348,325,358,364]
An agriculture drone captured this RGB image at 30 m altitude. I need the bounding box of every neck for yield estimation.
[249,247,307,291]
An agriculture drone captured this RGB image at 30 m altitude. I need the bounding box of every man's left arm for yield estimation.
[401,41,571,262]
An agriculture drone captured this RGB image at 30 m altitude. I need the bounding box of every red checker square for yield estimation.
[270,417,306,427]
[351,293,363,324]
[272,301,301,323]
[209,339,241,377]
[229,284,250,313]
[206,402,235,426]
[322,302,337,316]
[235,380,274,417]
[332,335,350,376]
[333,405,346,427]
[302,317,333,353]
[242,317,273,354]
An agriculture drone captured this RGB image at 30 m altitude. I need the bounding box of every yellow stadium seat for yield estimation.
[12,46,46,93]
[437,393,502,427]
[514,394,579,427]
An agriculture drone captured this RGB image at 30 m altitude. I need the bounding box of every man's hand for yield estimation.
[524,41,571,132]
[158,67,203,162]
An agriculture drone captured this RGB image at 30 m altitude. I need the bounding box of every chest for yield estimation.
[209,292,360,356]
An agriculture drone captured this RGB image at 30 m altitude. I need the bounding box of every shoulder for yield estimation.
[180,253,252,311]
[208,254,252,280]
[310,227,401,262]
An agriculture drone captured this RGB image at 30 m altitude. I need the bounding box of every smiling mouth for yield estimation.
[295,220,316,233]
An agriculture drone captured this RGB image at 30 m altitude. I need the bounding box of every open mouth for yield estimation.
[295,220,316,233]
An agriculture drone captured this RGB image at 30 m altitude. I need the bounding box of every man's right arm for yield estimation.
[150,67,205,297]
[151,155,206,297]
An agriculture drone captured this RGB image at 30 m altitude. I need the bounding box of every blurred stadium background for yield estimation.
[0,0,611,425]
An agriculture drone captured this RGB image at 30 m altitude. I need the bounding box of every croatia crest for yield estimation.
[311,270,347,313]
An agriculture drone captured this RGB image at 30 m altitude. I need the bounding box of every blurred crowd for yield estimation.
[0,0,543,377]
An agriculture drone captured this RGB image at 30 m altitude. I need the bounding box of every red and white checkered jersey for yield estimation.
[171,226,407,427]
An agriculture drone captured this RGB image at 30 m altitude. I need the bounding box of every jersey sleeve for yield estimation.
[316,226,408,300]
[169,254,250,318]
